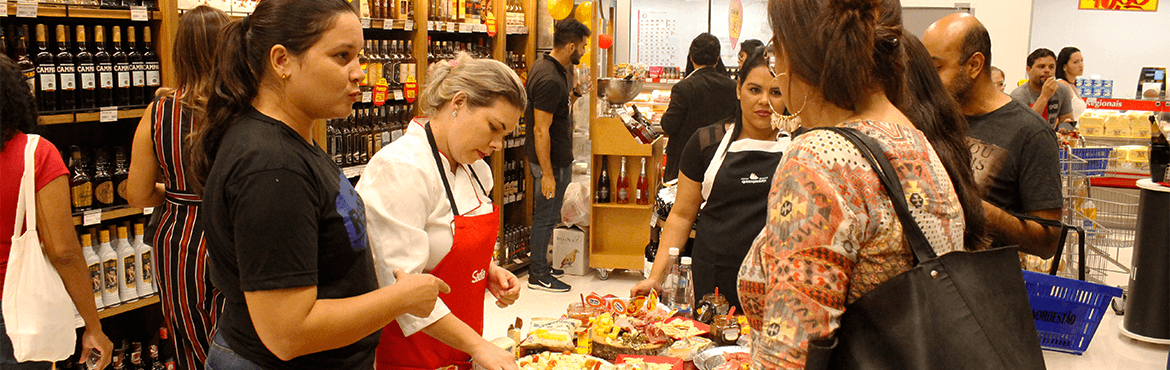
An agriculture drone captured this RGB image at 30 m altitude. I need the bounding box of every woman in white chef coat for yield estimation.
[356,52,527,370]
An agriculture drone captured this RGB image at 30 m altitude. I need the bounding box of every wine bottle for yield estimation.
[142,26,160,102]
[35,24,57,112]
[112,26,131,106]
[636,157,649,205]
[596,156,610,203]
[616,157,629,204]
[127,26,145,105]
[56,25,77,111]
[76,26,98,109]
[94,26,115,107]
[15,26,37,99]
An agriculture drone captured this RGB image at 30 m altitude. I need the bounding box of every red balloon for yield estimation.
[598,33,613,49]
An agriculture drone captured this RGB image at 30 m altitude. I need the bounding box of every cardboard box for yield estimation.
[552,226,589,276]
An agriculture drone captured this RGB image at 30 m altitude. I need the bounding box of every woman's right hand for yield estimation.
[630,277,662,298]
[393,269,451,317]
[469,340,518,370]
[80,326,113,370]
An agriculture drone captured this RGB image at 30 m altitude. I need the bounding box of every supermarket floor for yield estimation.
[483,269,1170,369]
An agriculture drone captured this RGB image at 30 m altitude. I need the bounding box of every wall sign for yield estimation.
[1079,0,1158,11]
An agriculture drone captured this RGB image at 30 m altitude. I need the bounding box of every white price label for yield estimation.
[83,210,102,226]
[143,207,154,215]
[405,20,414,31]
[130,6,148,21]
[361,18,372,28]
[362,91,373,103]
[100,107,118,122]
[447,22,456,32]
[459,24,471,33]
[393,90,404,100]
[16,3,37,18]
[383,20,394,30]
[428,21,435,30]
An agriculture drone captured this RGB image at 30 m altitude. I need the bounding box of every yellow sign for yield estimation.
[1079,0,1158,11]
[729,0,743,45]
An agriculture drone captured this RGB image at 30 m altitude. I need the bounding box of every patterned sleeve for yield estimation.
[741,132,870,369]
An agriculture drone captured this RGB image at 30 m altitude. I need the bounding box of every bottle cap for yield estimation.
[81,234,92,247]
[100,229,111,243]
[118,226,129,239]
[681,257,692,265]
[668,247,679,256]
[134,223,144,235]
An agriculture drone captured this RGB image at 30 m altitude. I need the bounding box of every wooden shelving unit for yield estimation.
[97,295,160,319]
[39,108,147,126]
[72,205,146,226]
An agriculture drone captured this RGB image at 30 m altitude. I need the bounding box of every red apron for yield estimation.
[377,123,499,370]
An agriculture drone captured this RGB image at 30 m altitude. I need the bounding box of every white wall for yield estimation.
[1030,1,1170,99]
[901,0,1035,85]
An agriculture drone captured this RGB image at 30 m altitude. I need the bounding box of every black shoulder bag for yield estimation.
[803,127,1047,370]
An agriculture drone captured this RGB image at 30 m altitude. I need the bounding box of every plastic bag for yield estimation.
[561,181,591,227]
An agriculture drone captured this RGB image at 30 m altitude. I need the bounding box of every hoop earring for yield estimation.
[770,73,806,133]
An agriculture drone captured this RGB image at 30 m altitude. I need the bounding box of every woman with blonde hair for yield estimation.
[357,52,526,370]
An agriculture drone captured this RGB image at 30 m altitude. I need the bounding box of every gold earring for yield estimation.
[282,73,289,79]
[770,72,806,133]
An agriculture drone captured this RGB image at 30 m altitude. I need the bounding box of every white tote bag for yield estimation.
[3,134,77,362]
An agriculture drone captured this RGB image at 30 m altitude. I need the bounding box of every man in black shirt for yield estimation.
[923,13,1063,258]
[660,33,738,181]
[525,19,590,292]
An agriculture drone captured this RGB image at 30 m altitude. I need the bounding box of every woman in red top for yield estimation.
[0,55,113,369]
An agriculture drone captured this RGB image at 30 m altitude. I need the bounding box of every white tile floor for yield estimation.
[483,269,1170,369]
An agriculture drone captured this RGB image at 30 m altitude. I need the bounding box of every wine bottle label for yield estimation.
[22,68,35,95]
[131,62,145,87]
[103,260,118,293]
[58,64,76,90]
[95,180,114,205]
[145,62,161,86]
[89,263,102,296]
[618,188,628,199]
[117,179,128,201]
[98,63,114,88]
[72,183,93,208]
[123,255,136,289]
[637,189,643,199]
[116,63,131,87]
[79,64,97,90]
[140,250,153,282]
[37,66,56,91]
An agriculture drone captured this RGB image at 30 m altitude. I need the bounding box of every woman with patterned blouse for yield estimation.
[736,0,988,368]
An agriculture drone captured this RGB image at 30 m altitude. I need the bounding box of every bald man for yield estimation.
[922,13,1063,259]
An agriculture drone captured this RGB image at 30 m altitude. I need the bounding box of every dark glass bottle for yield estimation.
[92,150,115,208]
[94,26,115,107]
[76,26,97,109]
[113,147,130,206]
[142,26,160,102]
[127,26,144,105]
[69,146,94,212]
[35,24,57,112]
[112,26,131,106]
[596,155,611,203]
[15,26,37,99]
[1,26,8,59]
[55,25,77,111]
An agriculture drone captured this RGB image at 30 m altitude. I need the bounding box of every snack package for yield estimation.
[519,352,613,370]
[521,318,583,352]
[664,336,713,362]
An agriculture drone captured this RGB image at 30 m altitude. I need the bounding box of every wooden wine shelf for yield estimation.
[73,206,145,226]
[5,3,162,19]
[98,294,159,319]
[593,203,653,210]
[40,108,146,126]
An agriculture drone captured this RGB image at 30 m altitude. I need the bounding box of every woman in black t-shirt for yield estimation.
[631,51,788,311]
[186,1,449,369]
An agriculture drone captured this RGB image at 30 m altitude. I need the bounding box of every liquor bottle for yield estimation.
[55,25,76,111]
[596,156,610,203]
[111,348,125,370]
[368,41,383,92]
[427,39,435,65]
[69,146,93,211]
[35,24,58,112]
[149,344,163,370]
[93,150,115,208]
[113,147,130,205]
[384,40,399,93]
[397,0,410,20]
[157,327,177,370]
[142,26,160,102]
[112,26,131,106]
[97,229,120,306]
[129,343,144,370]
[636,157,649,205]
[127,26,144,105]
[15,26,36,98]
[115,225,139,301]
[616,157,630,204]
[359,41,370,93]
[94,26,115,107]
[76,26,98,109]
[328,121,342,165]
[81,233,105,309]
[402,40,416,86]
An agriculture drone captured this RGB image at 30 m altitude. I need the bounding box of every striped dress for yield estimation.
[149,93,224,370]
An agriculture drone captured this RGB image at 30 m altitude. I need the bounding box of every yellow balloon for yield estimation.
[549,0,572,20]
[575,1,594,25]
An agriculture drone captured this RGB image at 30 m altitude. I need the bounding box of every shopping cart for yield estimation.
[1058,147,1137,285]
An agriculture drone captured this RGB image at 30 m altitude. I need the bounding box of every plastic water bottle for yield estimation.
[673,257,695,319]
[661,247,680,307]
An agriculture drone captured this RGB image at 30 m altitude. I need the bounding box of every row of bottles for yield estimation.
[24,0,159,10]
[505,0,525,26]
[427,0,488,24]
[505,51,527,83]
[501,159,525,205]
[3,23,160,113]
[68,145,130,213]
[595,156,650,205]
[71,327,176,370]
[365,0,412,20]
[326,103,415,167]
[360,38,417,96]
[427,38,493,64]
[81,220,156,310]
[496,223,530,264]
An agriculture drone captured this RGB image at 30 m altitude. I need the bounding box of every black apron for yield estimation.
[692,130,786,310]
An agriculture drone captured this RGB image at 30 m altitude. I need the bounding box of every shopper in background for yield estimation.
[631,50,787,311]
[357,52,524,370]
[1010,48,1075,128]
[738,0,980,367]
[188,0,449,368]
[1056,46,1088,121]
[125,6,229,370]
[0,55,113,370]
[922,13,1063,258]
[660,33,739,182]
[525,19,591,293]
[991,66,1006,92]
[737,39,764,66]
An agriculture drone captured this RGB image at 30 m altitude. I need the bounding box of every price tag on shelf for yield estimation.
[459,24,471,33]
[404,20,414,31]
[15,2,37,18]
[361,17,372,28]
[143,207,154,215]
[361,91,373,103]
[382,20,394,30]
[427,21,435,31]
[447,22,456,31]
[130,6,149,21]
[393,90,404,101]
[83,210,102,226]
[100,107,118,122]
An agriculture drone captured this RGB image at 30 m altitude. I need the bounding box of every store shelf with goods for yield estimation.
[5,2,163,19]
[73,205,148,226]
[98,294,160,319]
